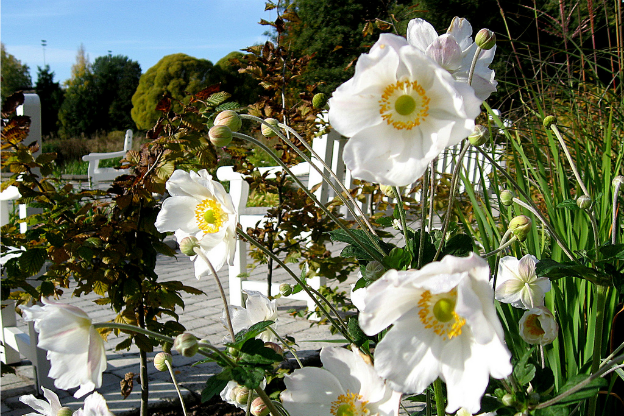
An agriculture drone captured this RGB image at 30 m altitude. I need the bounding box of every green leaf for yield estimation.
[238,338,283,366]
[19,248,46,276]
[202,370,231,403]
[599,243,624,260]
[115,337,133,351]
[231,365,265,389]
[556,199,580,211]
[347,316,368,347]
[554,374,608,406]
[535,259,612,286]
[134,334,154,352]
[513,347,536,386]
[153,240,177,257]
[381,247,412,270]
[84,237,103,248]
[534,406,570,416]
[329,229,388,261]
[440,234,474,257]
[77,246,93,261]
[233,320,275,344]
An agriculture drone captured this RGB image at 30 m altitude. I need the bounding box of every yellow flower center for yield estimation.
[525,314,545,336]
[331,392,371,416]
[379,80,430,130]
[418,288,466,340]
[194,198,228,233]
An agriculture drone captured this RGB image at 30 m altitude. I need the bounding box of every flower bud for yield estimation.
[500,190,514,206]
[209,125,233,147]
[576,195,592,210]
[57,407,74,416]
[264,341,284,356]
[279,283,293,297]
[154,352,172,372]
[312,93,328,109]
[508,215,531,242]
[613,176,624,187]
[543,115,557,128]
[475,28,496,50]
[379,184,397,198]
[261,118,280,137]
[235,386,251,405]
[468,124,489,146]
[364,261,385,280]
[251,397,270,416]
[214,110,242,132]
[501,393,515,407]
[179,236,200,256]
[174,333,199,357]
[519,306,558,345]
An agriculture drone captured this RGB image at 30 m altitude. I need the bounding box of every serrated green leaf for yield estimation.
[77,246,93,261]
[535,259,612,286]
[534,406,570,416]
[206,91,232,107]
[93,280,108,296]
[156,161,175,180]
[202,371,231,402]
[215,102,241,112]
[239,338,283,366]
[19,248,46,275]
[348,316,368,347]
[115,337,133,351]
[84,237,103,248]
[134,334,154,352]
[382,247,412,270]
[233,320,275,344]
[553,374,607,406]
[231,365,265,389]
[557,199,580,210]
[440,234,474,257]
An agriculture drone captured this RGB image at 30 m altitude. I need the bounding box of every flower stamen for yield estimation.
[194,199,228,233]
[379,80,430,130]
[331,391,371,416]
[418,288,465,340]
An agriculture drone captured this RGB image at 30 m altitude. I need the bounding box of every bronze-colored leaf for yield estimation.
[120,372,135,399]
[155,94,172,112]
[190,84,221,103]
[1,92,25,118]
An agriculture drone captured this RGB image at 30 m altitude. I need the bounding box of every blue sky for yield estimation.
[2,0,275,84]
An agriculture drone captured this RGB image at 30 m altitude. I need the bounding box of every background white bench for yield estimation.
[82,129,133,188]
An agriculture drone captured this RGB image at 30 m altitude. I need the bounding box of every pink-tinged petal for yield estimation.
[321,347,386,403]
[447,17,474,50]
[495,279,524,305]
[373,314,441,394]
[244,291,277,323]
[359,270,422,335]
[426,34,463,71]
[517,254,538,280]
[155,196,199,234]
[407,18,439,52]
[535,277,552,296]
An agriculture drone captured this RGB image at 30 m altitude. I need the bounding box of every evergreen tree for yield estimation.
[1,43,32,104]
[131,53,216,130]
[35,65,64,136]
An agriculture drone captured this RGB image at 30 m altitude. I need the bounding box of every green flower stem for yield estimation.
[467,47,483,87]
[434,140,470,261]
[245,389,253,416]
[549,123,590,198]
[418,168,429,269]
[242,114,378,239]
[471,134,577,262]
[394,187,410,247]
[433,378,446,416]
[232,132,384,264]
[268,326,303,369]
[254,386,281,416]
[193,247,236,342]
[237,228,353,342]
[483,235,517,259]
[533,351,624,410]
[165,360,188,416]
[612,180,622,245]
[588,284,609,416]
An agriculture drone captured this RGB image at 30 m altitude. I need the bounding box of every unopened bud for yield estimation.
[475,28,496,50]
[469,125,489,146]
[57,408,73,416]
[235,386,251,405]
[379,185,398,198]
[613,176,624,187]
[228,346,240,357]
[312,93,328,109]
[261,118,280,137]
[576,195,592,210]
[364,261,385,280]
[174,333,199,357]
[264,341,284,356]
[543,115,557,128]
[501,393,515,406]
[179,236,200,256]
[209,125,233,147]
[509,215,532,242]
[500,190,514,206]
[214,110,242,132]
[154,352,172,372]
[279,283,292,297]
[251,397,270,416]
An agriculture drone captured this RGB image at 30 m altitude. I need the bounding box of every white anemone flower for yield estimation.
[19,387,63,416]
[281,346,401,416]
[407,17,497,101]
[496,254,550,310]
[225,290,278,342]
[220,380,266,410]
[519,306,558,345]
[73,392,114,416]
[358,254,512,414]
[22,298,107,398]
[155,169,237,279]
[328,33,481,187]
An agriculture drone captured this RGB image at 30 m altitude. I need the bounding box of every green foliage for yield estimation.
[35,65,64,136]
[131,53,216,130]
[1,43,32,105]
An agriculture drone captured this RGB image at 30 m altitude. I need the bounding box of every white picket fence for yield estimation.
[1,93,55,393]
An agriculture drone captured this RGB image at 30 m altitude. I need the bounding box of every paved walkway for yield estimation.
[1,231,423,415]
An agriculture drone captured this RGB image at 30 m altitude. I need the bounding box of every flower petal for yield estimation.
[155,196,200,234]
[407,18,439,52]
